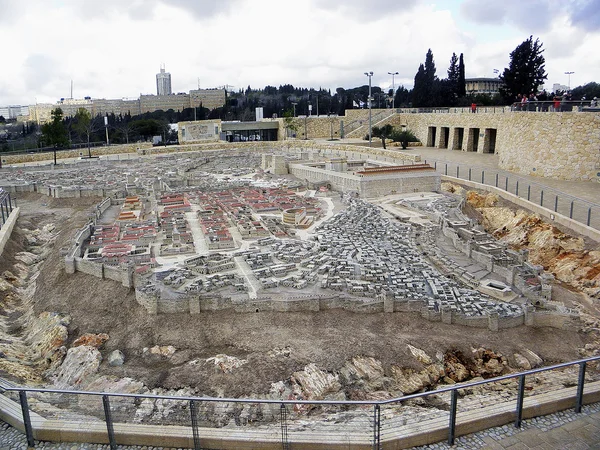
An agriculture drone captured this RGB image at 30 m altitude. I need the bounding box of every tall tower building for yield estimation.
[156,64,172,96]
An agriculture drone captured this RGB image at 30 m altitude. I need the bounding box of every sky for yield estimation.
[0,0,599,106]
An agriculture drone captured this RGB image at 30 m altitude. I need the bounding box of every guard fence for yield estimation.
[423,159,600,233]
[1,355,599,449]
[0,187,16,230]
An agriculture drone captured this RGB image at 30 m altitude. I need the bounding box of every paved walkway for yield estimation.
[411,403,600,449]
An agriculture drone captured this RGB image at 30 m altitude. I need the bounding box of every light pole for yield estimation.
[292,102,297,117]
[388,71,398,109]
[564,71,574,90]
[104,115,109,146]
[364,71,373,147]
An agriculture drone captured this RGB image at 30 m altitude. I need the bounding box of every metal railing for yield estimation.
[0,188,16,230]
[424,159,600,232]
[1,355,599,449]
[510,100,598,112]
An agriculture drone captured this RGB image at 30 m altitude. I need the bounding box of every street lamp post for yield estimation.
[364,71,373,147]
[564,71,574,90]
[388,71,398,109]
[292,102,297,117]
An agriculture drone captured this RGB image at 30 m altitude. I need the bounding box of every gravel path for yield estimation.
[1,402,599,449]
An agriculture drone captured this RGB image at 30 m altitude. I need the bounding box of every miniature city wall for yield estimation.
[61,191,579,332]
[0,144,579,331]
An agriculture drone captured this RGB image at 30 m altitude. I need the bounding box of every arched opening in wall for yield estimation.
[483,128,497,153]
[452,127,464,150]
[427,127,437,147]
[467,128,480,152]
[439,127,450,149]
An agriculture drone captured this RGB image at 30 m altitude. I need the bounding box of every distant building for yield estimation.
[27,89,226,124]
[0,105,29,120]
[465,78,503,95]
[552,83,569,93]
[156,65,172,96]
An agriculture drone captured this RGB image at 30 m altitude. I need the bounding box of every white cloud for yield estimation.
[0,0,598,106]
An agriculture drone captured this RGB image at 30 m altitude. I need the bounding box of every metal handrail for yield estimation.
[426,158,600,210]
[2,356,599,449]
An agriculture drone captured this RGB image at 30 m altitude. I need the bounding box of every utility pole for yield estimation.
[364,71,373,147]
[388,71,398,109]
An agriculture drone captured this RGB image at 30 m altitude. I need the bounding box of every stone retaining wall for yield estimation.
[1,142,153,165]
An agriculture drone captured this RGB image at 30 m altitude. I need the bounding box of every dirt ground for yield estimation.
[3,193,595,397]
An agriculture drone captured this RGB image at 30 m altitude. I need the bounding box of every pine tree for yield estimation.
[499,36,547,102]
[458,53,466,97]
[412,64,427,107]
[447,53,459,95]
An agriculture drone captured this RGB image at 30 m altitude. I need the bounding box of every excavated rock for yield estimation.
[339,356,384,384]
[108,350,125,366]
[144,345,176,358]
[206,354,248,373]
[72,333,109,349]
[465,190,600,298]
[407,344,433,365]
[291,363,341,400]
[51,345,102,389]
[444,350,471,382]
[471,348,508,378]
[514,353,532,370]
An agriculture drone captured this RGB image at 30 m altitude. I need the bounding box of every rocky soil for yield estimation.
[0,192,599,428]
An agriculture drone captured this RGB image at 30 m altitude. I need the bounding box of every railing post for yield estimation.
[554,195,559,212]
[190,400,201,450]
[445,163,448,175]
[527,185,531,201]
[495,173,499,187]
[576,362,587,413]
[448,389,458,445]
[19,391,35,448]
[515,374,526,428]
[516,181,519,197]
[102,394,117,450]
[456,166,459,178]
[373,404,381,450]
[481,170,484,184]
[540,190,544,207]
[281,403,289,450]
[587,207,592,227]
[570,200,575,219]
[505,176,508,191]
[468,168,472,181]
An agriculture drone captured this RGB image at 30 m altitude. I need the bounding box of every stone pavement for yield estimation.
[411,402,600,449]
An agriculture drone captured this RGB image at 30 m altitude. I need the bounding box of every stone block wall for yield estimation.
[393,112,600,181]
[1,142,153,165]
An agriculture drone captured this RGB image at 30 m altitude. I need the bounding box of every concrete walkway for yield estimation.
[410,402,600,449]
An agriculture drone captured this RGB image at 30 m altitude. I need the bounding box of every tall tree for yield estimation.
[412,64,427,107]
[499,35,547,102]
[447,52,460,103]
[41,108,69,149]
[458,53,466,97]
[413,49,439,107]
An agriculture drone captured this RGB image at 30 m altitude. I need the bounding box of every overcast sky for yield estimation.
[1,0,598,105]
